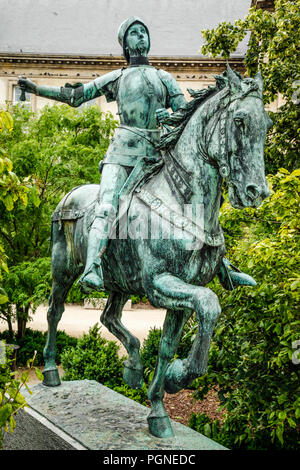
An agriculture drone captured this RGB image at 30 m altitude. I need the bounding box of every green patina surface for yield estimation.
[18,17,272,439]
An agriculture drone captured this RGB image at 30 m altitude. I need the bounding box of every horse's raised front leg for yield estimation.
[146,272,221,438]
[100,291,143,389]
[147,308,192,438]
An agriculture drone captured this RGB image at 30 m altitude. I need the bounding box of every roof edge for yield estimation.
[0,53,245,72]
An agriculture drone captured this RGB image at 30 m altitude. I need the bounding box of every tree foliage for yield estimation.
[0,258,52,339]
[0,110,29,282]
[0,103,117,337]
[0,104,117,264]
[190,169,300,449]
[201,0,300,173]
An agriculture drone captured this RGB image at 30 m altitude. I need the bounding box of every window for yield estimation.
[13,85,31,108]
[78,99,96,109]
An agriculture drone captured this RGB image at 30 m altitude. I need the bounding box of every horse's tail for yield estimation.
[48,220,54,254]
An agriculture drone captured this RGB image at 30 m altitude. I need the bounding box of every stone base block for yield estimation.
[84,298,132,310]
[3,380,226,450]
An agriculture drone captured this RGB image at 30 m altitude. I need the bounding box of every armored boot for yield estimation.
[78,209,115,291]
[218,257,256,291]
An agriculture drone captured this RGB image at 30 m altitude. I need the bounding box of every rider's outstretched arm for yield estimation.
[18,69,121,107]
[36,81,97,107]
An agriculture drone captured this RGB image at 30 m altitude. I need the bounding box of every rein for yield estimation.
[198,86,263,184]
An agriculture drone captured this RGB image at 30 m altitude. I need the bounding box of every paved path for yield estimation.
[0,304,167,355]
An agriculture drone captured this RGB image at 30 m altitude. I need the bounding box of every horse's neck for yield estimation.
[169,109,222,233]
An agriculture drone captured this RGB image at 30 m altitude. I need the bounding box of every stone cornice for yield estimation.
[251,0,274,11]
[0,53,245,72]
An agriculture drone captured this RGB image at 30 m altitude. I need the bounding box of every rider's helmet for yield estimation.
[118,16,150,63]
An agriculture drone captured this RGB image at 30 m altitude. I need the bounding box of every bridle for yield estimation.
[198,83,263,186]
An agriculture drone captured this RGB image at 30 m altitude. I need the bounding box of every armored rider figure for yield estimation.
[18,16,256,292]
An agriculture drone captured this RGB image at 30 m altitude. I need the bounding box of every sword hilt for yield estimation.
[20,88,26,102]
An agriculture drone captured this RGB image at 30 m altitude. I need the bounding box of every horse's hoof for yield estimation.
[123,362,143,389]
[42,367,61,387]
[147,414,174,438]
[164,359,185,394]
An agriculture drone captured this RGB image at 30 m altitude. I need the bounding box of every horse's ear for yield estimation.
[254,71,264,96]
[226,63,242,93]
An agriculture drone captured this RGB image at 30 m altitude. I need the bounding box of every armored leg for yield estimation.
[79,204,116,290]
[79,163,130,290]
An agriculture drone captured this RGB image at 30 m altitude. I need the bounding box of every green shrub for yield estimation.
[189,413,222,444]
[61,324,151,406]
[113,383,148,406]
[140,327,162,375]
[16,329,45,366]
[130,294,148,304]
[61,324,125,389]
[0,328,77,366]
[54,331,78,364]
[0,330,14,344]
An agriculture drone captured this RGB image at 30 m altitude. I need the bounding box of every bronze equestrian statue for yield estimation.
[18,17,272,438]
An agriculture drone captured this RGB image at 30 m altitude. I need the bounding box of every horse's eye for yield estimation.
[234,117,244,129]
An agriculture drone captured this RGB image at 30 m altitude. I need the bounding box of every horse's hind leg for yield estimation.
[43,275,78,386]
[43,226,81,386]
[100,291,143,389]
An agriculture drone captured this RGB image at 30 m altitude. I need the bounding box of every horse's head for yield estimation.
[208,65,273,209]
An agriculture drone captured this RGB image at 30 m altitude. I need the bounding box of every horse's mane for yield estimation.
[158,70,243,151]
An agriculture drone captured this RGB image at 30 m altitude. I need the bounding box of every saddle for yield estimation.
[50,159,163,234]
[51,183,99,232]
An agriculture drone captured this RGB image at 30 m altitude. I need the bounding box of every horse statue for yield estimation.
[42,67,272,438]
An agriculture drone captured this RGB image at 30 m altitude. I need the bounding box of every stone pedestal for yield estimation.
[84,298,132,310]
[3,380,226,450]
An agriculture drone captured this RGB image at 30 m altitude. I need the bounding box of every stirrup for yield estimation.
[78,263,104,291]
[218,258,256,290]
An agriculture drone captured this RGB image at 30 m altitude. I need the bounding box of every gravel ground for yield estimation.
[0,302,166,356]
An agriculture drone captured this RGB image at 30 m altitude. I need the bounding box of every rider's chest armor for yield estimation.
[117,66,167,129]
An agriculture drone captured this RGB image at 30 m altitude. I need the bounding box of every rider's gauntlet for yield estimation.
[36,82,84,107]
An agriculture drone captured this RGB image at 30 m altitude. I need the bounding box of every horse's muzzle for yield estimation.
[246,183,270,203]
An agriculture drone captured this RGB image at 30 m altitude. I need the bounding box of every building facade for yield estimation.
[0,0,279,115]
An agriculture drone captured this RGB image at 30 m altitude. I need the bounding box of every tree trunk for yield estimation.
[0,305,15,341]
[6,314,14,341]
[16,306,28,340]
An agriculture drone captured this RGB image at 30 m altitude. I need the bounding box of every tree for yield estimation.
[201,0,300,173]
[0,110,43,448]
[0,103,117,337]
[0,109,30,301]
[0,259,52,340]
